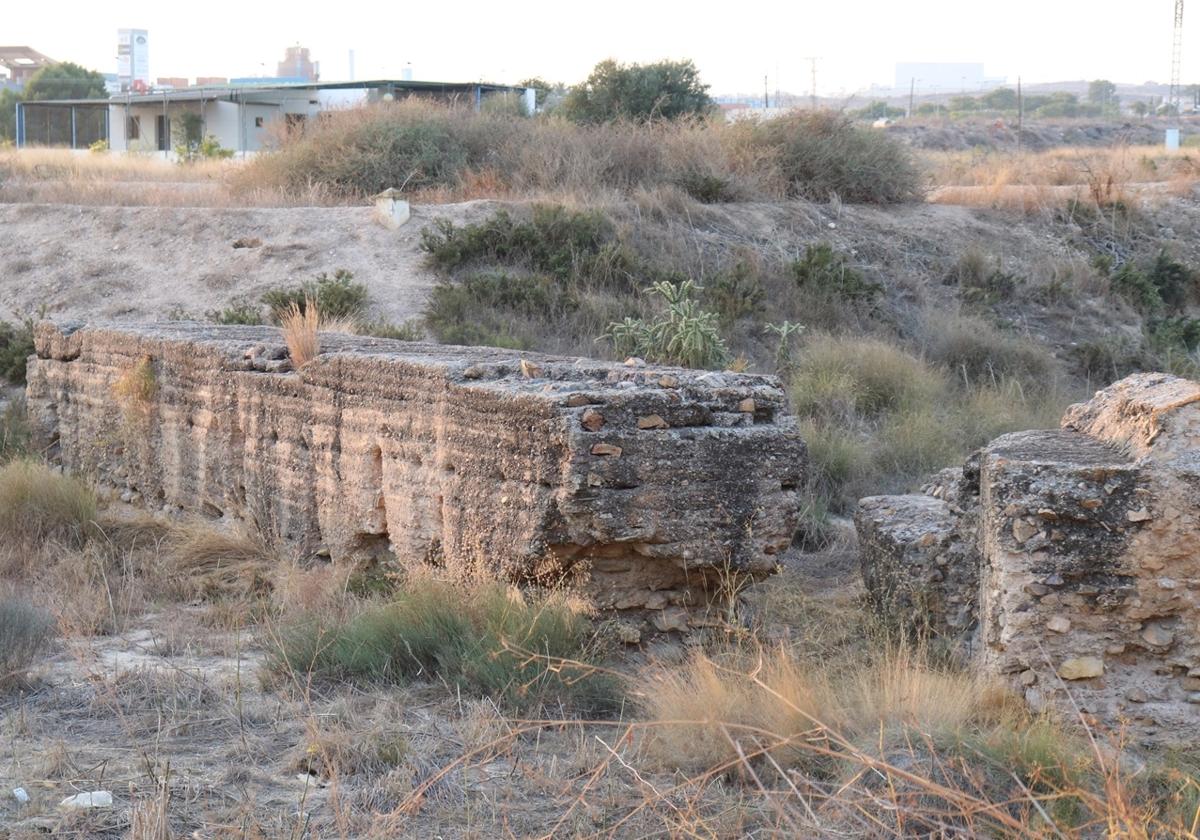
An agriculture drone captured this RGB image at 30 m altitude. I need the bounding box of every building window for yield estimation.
[127,116,140,140]
[254,116,264,128]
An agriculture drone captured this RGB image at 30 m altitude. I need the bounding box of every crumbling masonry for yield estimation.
[26,322,805,631]
[858,373,1200,744]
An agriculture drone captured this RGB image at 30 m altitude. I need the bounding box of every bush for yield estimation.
[603,280,729,369]
[756,112,924,203]
[922,315,1056,388]
[206,300,264,325]
[0,318,35,385]
[420,206,622,284]
[0,597,55,690]
[263,269,370,323]
[0,460,97,547]
[267,579,620,716]
[790,243,881,305]
[706,261,765,324]
[0,397,30,463]
[561,58,714,123]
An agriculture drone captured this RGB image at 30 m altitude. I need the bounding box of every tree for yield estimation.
[0,89,19,142]
[23,62,107,101]
[947,95,978,112]
[517,77,562,108]
[1132,100,1149,118]
[979,87,1018,110]
[853,100,904,120]
[562,59,714,123]
[1087,79,1119,110]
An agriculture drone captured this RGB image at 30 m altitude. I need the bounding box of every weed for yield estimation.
[164,524,275,602]
[0,460,97,548]
[603,280,729,369]
[281,300,321,367]
[0,317,35,385]
[206,300,264,325]
[0,396,30,462]
[706,261,765,324]
[263,269,369,324]
[789,243,881,305]
[112,355,158,411]
[0,597,55,690]
[267,578,620,716]
[358,319,425,341]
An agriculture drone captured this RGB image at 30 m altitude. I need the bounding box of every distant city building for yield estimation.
[156,76,188,89]
[117,29,150,92]
[277,46,319,82]
[893,62,1005,94]
[195,76,228,87]
[0,46,55,90]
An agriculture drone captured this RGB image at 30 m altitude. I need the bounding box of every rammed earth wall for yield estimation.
[26,322,805,628]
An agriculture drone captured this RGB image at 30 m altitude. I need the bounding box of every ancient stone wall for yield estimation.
[26,322,805,630]
[858,373,1200,744]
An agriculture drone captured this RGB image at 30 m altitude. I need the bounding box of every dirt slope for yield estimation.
[0,201,507,325]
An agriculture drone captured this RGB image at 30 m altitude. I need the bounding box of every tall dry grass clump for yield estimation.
[0,460,97,549]
[0,597,55,690]
[281,298,321,366]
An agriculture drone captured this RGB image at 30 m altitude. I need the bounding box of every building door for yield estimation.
[156,115,170,151]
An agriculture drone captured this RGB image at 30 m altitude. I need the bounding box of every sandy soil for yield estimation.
[0,201,507,326]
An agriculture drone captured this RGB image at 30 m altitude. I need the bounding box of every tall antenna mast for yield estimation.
[803,57,819,110]
[1171,0,1185,114]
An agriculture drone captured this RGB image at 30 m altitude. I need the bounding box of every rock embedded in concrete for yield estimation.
[856,373,1200,745]
[27,321,805,625]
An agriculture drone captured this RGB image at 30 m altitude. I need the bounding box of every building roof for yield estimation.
[95,78,528,105]
[0,46,55,73]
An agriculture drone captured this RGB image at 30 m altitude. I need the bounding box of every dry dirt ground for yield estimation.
[0,201,510,325]
[0,551,856,839]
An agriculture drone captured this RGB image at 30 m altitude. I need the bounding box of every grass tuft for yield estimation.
[267,577,621,716]
[0,597,55,690]
[0,460,97,548]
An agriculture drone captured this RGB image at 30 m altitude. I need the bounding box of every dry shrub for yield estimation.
[281,298,321,366]
[41,542,145,636]
[272,561,354,618]
[0,459,97,548]
[112,354,158,413]
[164,523,275,602]
[0,596,55,690]
[233,99,919,206]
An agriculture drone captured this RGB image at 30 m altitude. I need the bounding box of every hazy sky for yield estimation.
[4,1,1186,94]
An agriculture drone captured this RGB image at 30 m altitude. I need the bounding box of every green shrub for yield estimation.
[561,58,714,123]
[1149,316,1200,354]
[420,206,622,284]
[206,300,264,325]
[603,280,729,369]
[756,112,924,204]
[359,319,425,341]
[790,244,881,305]
[706,262,765,324]
[790,334,947,420]
[1070,336,1150,384]
[1145,249,1195,312]
[0,460,97,548]
[0,318,35,385]
[267,580,620,716]
[1111,261,1162,314]
[923,315,1056,388]
[0,397,30,463]
[0,597,55,690]
[675,170,734,203]
[262,269,370,323]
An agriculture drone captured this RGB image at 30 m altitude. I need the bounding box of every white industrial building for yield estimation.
[16,80,535,156]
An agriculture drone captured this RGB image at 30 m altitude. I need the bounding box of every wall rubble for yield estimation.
[857,373,1200,744]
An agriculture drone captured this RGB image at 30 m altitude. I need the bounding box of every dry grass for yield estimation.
[281,298,321,366]
[163,522,276,602]
[112,353,158,413]
[926,144,1200,210]
[0,459,97,550]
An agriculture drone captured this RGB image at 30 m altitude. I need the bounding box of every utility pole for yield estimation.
[908,77,915,118]
[764,74,769,109]
[803,57,819,110]
[1017,76,1023,153]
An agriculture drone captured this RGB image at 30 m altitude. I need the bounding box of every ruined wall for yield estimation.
[27,322,805,629]
[857,373,1200,744]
